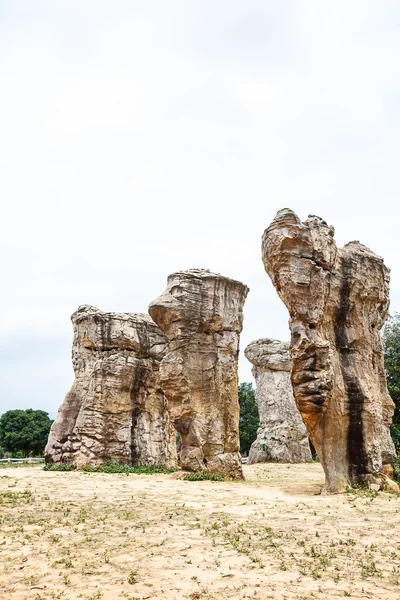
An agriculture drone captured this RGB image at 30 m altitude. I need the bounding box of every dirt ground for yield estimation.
[1,463,400,600]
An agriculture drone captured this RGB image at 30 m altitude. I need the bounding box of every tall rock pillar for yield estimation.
[149,269,249,479]
[245,338,311,464]
[262,209,396,492]
[45,305,177,468]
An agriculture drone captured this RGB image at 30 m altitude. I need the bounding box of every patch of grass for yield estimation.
[0,462,41,469]
[98,462,176,474]
[345,484,379,499]
[43,463,75,471]
[183,470,225,482]
[0,489,33,506]
[43,461,176,474]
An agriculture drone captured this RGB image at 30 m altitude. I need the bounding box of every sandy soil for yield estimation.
[1,463,400,600]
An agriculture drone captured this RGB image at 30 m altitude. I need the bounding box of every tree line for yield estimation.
[0,409,53,458]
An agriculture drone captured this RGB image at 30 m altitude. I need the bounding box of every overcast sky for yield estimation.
[1,1,399,417]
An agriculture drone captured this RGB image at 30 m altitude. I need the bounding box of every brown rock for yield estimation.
[45,305,177,468]
[245,338,311,464]
[262,209,397,493]
[149,269,249,479]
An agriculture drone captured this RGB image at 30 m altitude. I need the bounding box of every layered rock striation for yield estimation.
[149,269,249,479]
[245,338,311,464]
[262,209,396,492]
[45,305,177,468]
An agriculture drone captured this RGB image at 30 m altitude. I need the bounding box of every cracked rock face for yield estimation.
[149,269,249,479]
[45,305,177,468]
[245,338,311,464]
[262,209,396,492]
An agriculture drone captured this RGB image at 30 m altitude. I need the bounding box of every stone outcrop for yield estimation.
[149,269,249,479]
[262,209,397,492]
[245,338,311,464]
[45,305,177,468]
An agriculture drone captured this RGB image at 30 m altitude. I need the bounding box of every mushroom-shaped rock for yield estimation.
[262,209,397,492]
[149,269,249,479]
[245,338,311,464]
[45,305,177,468]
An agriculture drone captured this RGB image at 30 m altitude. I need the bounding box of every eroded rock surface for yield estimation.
[149,269,249,479]
[45,305,177,468]
[262,209,396,492]
[245,338,311,464]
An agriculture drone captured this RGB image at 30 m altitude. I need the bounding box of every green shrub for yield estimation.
[183,470,225,482]
[43,463,75,471]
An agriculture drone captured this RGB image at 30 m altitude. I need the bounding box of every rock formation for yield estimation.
[262,209,396,492]
[149,269,249,479]
[245,338,311,464]
[45,305,177,468]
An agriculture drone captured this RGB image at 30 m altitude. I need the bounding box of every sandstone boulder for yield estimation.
[262,209,397,492]
[149,269,249,479]
[245,338,311,464]
[45,305,177,468]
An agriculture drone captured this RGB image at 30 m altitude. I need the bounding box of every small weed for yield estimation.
[88,592,102,600]
[128,570,138,584]
[361,561,381,578]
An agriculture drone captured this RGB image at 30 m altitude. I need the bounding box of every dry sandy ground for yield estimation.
[1,463,400,600]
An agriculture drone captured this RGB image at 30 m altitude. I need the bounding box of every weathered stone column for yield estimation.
[262,209,397,492]
[149,269,249,479]
[45,305,177,468]
[245,338,311,464]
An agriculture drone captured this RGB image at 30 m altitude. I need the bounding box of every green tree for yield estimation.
[238,382,259,455]
[382,313,400,450]
[0,409,53,457]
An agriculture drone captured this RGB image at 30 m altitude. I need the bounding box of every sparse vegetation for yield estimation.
[1,462,400,599]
